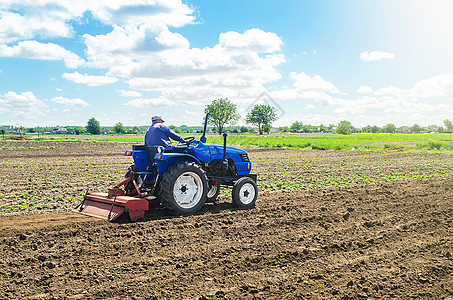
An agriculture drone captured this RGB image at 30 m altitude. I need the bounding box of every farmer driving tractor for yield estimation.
[145,115,185,147]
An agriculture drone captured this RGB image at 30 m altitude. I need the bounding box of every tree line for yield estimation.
[203,98,452,135]
[2,98,452,135]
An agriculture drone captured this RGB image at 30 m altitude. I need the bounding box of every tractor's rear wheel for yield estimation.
[232,177,257,208]
[159,161,208,215]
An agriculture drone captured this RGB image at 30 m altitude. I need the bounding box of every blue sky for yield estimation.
[0,0,452,128]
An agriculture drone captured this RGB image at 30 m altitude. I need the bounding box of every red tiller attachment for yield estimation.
[73,177,148,222]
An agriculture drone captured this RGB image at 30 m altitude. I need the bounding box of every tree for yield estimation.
[86,117,101,135]
[437,126,444,133]
[336,120,352,135]
[240,126,249,133]
[0,128,5,139]
[74,126,86,135]
[410,124,422,133]
[204,98,240,135]
[302,125,313,133]
[381,123,396,133]
[263,124,272,134]
[444,119,453,132]
[290,121,303,133]
[246,104,278,135]
[113,122,126,134]
[169,125,182,133]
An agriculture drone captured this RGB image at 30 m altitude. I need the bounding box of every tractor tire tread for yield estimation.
[232,177,258,208]
[159,161,208,215]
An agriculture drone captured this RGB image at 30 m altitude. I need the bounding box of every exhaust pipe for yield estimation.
[200,113,210,143]
[223,133,228,173]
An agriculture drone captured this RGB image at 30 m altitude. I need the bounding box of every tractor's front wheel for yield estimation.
[232,177,257,208]
[160,161,208,215]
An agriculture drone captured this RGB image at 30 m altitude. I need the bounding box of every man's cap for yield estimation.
[151,115,164,122]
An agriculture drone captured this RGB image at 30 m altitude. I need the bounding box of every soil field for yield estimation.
[0,141,452,299]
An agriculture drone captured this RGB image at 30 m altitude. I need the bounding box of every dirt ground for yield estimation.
[0,141,452,299]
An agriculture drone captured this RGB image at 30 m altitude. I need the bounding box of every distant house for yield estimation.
[11,128,25,135]
[53,127,68,134]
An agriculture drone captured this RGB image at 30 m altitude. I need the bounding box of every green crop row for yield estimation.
[81,133,453,152]
[2,133,453,152]
[258,169,453,192]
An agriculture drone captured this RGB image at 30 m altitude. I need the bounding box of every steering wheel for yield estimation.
[177,136,196,146]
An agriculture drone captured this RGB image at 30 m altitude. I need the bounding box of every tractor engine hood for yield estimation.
[207,144,248,160]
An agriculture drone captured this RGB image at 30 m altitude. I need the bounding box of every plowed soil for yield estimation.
[0,141,452,299]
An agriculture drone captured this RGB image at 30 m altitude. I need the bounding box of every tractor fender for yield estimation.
[154,153,202,175]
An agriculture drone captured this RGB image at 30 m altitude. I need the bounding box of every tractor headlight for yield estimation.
[240,154,250,162]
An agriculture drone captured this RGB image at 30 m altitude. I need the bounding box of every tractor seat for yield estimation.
[145,145,164,162]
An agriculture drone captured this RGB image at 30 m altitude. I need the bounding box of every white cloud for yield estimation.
[290,72,339,93]
[271,89,333,104]
[362,74,453,98]
[325,73,453,126]
[356,86,373,94]
[374,86,407,96]
[411,74,453,98]
[105,28,285,104]
[305,104,316,110]
[0,41,85,68]
[124,97,173,107]
[83,24,189,62]
[117,89,143,97]
[270,72,338,105]
[0,91,48,118]
[219,28,282,52]
[184,110,203,117]
[332,96,380,115]
[0,10,71,43]
[360,50,395,62]
[62,72,118,86]
[90,0,195,27]
[50,96,89,108]
[0,0,195,43]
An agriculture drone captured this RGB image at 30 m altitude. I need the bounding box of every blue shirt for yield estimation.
[144,122,183,147]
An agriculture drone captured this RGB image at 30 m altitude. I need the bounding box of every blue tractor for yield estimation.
[75,114,258,222]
